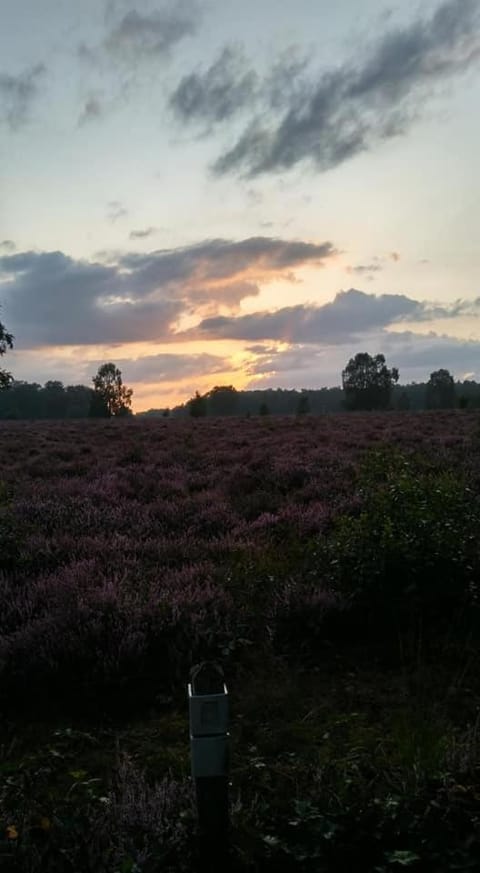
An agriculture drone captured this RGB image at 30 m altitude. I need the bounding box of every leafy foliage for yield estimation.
[328,447,480,624]
[296,393,310,415]
[92,363,133,418]
[186,391,207,417]
[342,353,399,410]
[0,306,14,390]
[426,369,456,410]
[206,385,239,416]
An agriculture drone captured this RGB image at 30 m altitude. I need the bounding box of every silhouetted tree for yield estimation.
[259,401,270,415]
[397,391,411,411]
[0,306,14,390]
[206,385,238,416]
[89,391,110,418]
[65,385,94,418]
[296,393,310,415]
[187,391,207,417]
[44,381,68,418]
[342,353,399,411]
[4,381,42,418]
[425,369,455,409]
[92,363,133,417]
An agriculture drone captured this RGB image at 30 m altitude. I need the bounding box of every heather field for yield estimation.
[1,413,480,872]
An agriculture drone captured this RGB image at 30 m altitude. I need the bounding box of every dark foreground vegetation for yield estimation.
[0,412,479,871]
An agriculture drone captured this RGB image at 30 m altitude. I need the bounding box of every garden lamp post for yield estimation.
[188,662,229,871]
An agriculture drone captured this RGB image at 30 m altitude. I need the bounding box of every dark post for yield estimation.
[188,662,229,872]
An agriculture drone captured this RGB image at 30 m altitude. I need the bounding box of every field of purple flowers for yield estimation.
[0,411,476,707]
[1,412,480,871]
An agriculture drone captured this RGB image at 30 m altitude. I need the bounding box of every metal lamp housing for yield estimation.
[188,682,229,778]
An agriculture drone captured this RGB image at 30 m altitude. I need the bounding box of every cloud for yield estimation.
[105,2,201,60]
[191,288,480,344]
[373,330,480,377]
[129,227,158,240]
[244,343,281,355]
[107,200,128,222]
[169,45,257,126]
[346,264,383,279]
[0,64,46,129]
[213,0,480,177]
[0,250,182,346]
[0,236,335,347]
[78,95,105,125]
[246,330,480,389]
[75,1,203,117]
[264,48,310,111]
[0,240,16,253]
[169,44,309,128]
[9,347,228,391]
[246,345,330,381]
[107,352,228,383]
[118,237,336,290]
[5,243,480,390]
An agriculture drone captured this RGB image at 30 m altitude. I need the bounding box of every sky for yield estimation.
[1,0,480,411]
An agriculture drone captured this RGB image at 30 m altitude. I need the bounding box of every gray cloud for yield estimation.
[264,48,310,111]
[246,330,480,389]
[109,352,227,383]
[244,344,278,355]
[0,236,335,347]
[191,288,480,344]
[129,227,158,240]
[76,1,203,119]
[346,263,383,278]
[169,45,257,126]
[9,347,227,390]
[213,0,480,176]
[0,64,46,129]
[107,200,128,222]
[105,2,200,59]
[118,237,336,290]
[78,95,105,125]
[0,240,16,253]
[0,250,181,346]
[181,281,261,311]
[381,330,480,375]
[245,344,324,377]
[4,243,480,388]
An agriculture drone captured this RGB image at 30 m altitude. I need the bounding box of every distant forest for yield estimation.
[1,378,480,421]
[141,381,480,418]
[0,382,95,420]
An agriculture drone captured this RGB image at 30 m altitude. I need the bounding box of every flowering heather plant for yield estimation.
[0,412,479,711]
[0,752,196,873]
[99,755,196,872]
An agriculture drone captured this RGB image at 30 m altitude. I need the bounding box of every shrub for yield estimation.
[328,449,480,627]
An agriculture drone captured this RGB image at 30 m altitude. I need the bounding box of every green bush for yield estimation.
[328,449,480,624]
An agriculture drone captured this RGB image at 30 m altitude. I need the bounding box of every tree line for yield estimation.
[0,369,133,420]
[144,355,480,418]
[0,311,133,419]
[1,307,479,419]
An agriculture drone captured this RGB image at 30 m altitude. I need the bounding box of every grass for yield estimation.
[1,639,479,871]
